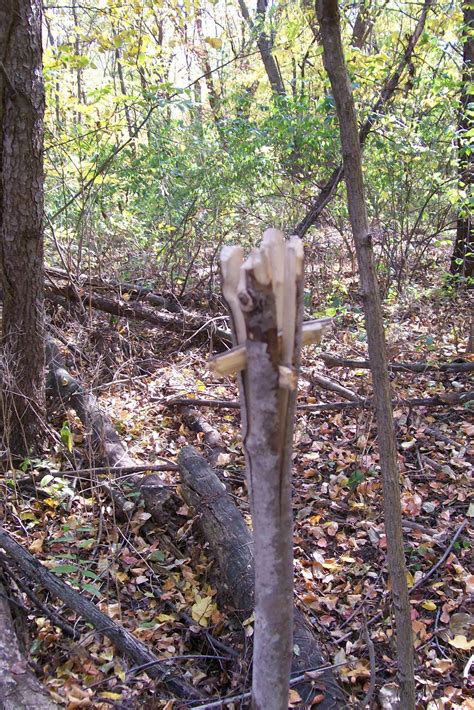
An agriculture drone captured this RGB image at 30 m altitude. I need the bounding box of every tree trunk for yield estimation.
[295,0,432,237]
[450,3,473,279]
[0,0,46,462]
[315,1,415,707]
[237,0,286,97]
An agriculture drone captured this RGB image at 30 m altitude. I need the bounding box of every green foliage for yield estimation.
[42,0,463,291]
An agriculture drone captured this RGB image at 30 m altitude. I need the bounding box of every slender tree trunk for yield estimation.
[237,0,286,97]
[450,3,473,279]
[0,0,46,462]
[315,1,415,707]
[295,0,432,237]
[114,42,134,139]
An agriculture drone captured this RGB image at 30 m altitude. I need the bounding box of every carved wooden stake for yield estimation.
[212,230,330,710]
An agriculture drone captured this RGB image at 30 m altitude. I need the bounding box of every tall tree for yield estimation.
[450,2,473,279]
[315,0,416,707]
[0,0,46,461]
[295,0,433,237]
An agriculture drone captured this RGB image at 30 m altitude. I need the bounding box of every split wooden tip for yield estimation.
[213,231,332,377]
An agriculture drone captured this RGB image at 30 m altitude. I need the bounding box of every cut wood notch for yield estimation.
[211,229,331,710]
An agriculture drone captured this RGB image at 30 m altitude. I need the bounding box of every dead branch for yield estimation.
[46,267,182,313]
[46,339,136,471]
[410,521,468,594]
[180,406,226,466]
[161,391,474,412]
[0,528,203,700]
[45,285,231,345]
[321,353,474,373]
[307,370,360,401]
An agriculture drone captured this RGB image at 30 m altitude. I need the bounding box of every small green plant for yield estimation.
[60,421,74,452]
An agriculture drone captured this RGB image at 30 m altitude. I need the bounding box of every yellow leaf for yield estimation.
[101,693,122,700]
[406,570,414,588]
[29,536,45,553]
[157,613,176,622]
[321,560,342,571]
[421,601,437,611]
[114,663,126,682]
[448,634,474,650]
[288,689,302,706]
[191,596,216,627]
[204,36,222,49]
[465,574,474,594]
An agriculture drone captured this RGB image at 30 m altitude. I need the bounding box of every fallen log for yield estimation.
[45,284,231,345]
[161,390,474,412]
[46,339,135,471]
[320,353,474,374]
[307,371,360,401]
[177,446,346,708]
[46,339,180,520]
[180,406,226,466]
[0,530,203,701]
[0,578,58,709]
[45,267,182,313]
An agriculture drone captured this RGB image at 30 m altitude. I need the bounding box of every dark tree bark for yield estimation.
[450,3,473,279]
[0,0,46,461]
[315,1,415,707]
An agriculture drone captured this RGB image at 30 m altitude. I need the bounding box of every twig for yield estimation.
[336,519,468,641]
[320,353,474,374]
[0,557,79,639]
[52,462,179,476]
[157,396,240,409]
[410,520,468,593]
[161,392,474,412]
[357,618,376,710]
[0,528,203,700]
[188,662,347,709]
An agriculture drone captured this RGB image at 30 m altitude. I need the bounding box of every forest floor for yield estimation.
[1,269,473,709]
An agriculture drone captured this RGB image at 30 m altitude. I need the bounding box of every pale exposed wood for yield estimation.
[209,318,331,376]
[219,233,312,710]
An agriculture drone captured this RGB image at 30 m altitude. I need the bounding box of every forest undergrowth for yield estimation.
[1,254,472,709]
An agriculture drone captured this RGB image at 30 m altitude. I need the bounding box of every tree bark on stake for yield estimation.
[219,231,304,710]
[315,1,416,707]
